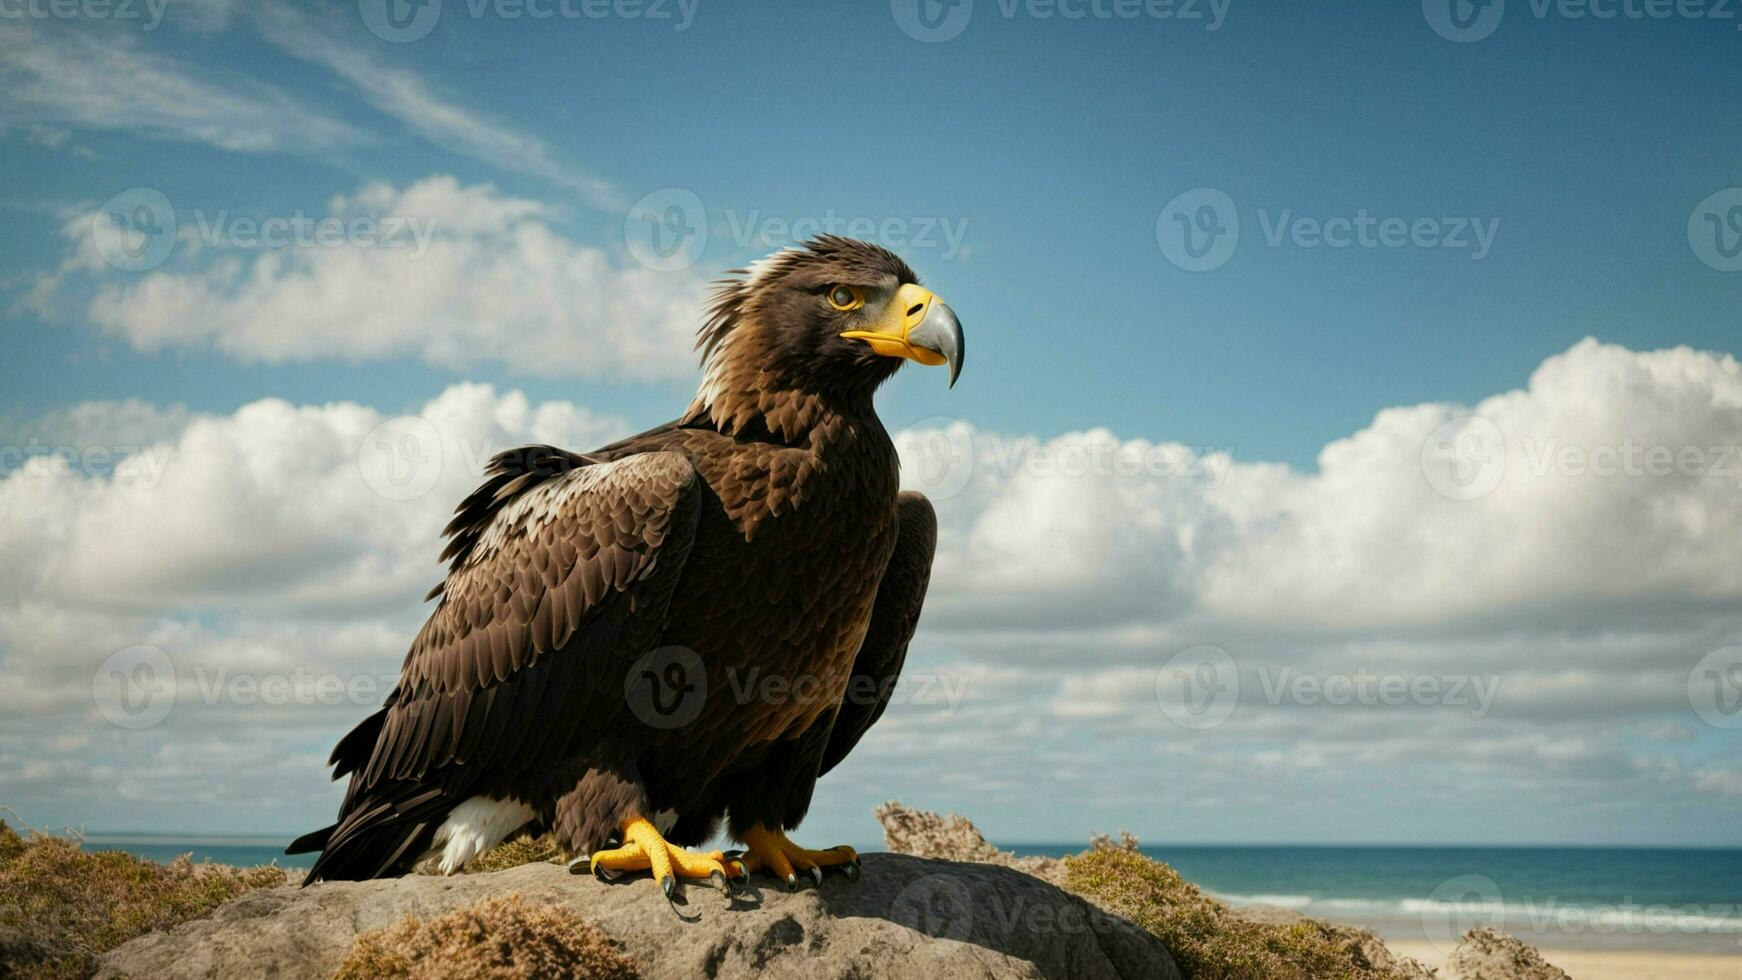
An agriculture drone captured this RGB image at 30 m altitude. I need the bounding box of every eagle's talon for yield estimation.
[840,860,861,882]
[783,872,799,892]
[809,866,824,887]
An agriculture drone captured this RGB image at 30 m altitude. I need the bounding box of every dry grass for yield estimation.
[0,820,289,979]
[876,803,1434,980]
[1061,835,1432,980]
[333,894,638,980]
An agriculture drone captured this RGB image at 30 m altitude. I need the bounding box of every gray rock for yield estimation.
[96,852,1179,980]
[1448,927,1570,980]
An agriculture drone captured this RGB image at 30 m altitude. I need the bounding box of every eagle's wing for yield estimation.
[301,448,701,880]
[819,491,937,775]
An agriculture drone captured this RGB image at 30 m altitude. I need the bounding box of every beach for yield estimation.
[1390,941,1742,980]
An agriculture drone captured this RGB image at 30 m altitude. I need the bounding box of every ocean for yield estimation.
[81,837,1742,955]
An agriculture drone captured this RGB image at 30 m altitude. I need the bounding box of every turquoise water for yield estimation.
[1009,843,1742,954]
[82,837,1742,954]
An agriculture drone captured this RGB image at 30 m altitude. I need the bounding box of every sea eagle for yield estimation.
[290,237,963,898]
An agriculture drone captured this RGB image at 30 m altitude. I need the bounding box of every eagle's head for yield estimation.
[694,236,963,433]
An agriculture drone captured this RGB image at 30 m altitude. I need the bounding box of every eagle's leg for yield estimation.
[588,816,744,898]
[737,824,859,890]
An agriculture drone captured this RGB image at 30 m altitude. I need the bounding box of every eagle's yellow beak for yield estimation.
[841,283,964,387]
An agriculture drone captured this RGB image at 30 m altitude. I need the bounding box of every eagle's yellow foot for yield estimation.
[736,824,860,891]
[586,817,744,901]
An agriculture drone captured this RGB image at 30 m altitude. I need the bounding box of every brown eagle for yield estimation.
[290,237,962,898]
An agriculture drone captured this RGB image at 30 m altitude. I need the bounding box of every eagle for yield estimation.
[290,236,963,899]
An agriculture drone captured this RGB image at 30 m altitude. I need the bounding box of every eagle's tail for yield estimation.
[293,781,457,884]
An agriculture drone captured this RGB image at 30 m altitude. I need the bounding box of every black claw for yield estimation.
[809,866,824,888]
[567,856,591,876]
[594,864,624,883]
[723,850,751,884]
[661,876,701,923]
[840,861,861,882]
[710,870,732,897]
[662,875,677,899]
[784,872,799,892]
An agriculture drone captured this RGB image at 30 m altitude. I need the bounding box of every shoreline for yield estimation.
[1389,940,1742,980]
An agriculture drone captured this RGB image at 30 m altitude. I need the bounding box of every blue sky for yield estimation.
[3,1,1742,851]
[7,1,1737,465]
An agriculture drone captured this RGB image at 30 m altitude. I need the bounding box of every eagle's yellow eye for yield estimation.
[827,285,864,311]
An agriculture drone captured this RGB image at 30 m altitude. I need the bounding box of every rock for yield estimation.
[96,853,1180,980]
[875,800,1065,883]
[1447,927,1570,980]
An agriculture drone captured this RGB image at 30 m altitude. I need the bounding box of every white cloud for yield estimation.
[4,339,1741,842]
[52,176,704,379]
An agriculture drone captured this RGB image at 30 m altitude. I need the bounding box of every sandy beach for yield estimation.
[1389,941,1742,980]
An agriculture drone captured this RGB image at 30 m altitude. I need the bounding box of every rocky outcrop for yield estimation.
[97,853,1180,980]
[1446,927,1572,980]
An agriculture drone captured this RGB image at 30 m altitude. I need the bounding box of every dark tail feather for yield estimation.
[297,783,456,885]
[285,824,333,855]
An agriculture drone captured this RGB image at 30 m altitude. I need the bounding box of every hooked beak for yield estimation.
[840,283,965,388]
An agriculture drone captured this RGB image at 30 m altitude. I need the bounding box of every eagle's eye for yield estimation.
[826,284,865,312]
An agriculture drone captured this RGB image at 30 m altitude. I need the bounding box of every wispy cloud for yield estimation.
[0,22,363,154]
[248,3,621,210]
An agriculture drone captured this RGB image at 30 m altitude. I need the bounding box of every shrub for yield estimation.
[333,894,638,980]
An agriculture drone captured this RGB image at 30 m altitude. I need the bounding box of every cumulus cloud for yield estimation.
[44,176,706,379]
[4,339,1740,842]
